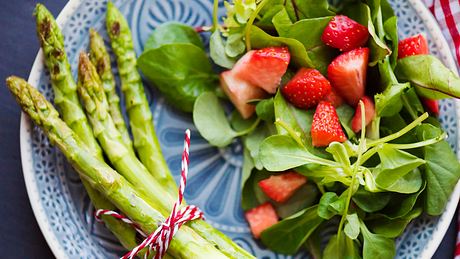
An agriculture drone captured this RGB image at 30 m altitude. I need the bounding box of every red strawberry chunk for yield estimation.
[232,47,290,94]
[322,88,344,107]
[421,98,439,116]
[398,34,429,59]
[220,70,267,119]
[351,96,376,133]
[327,47,369,106]
[245,202,279,239]
[258,172,308,203]
[311,101,347,147]
[281,68,332,109]
[321,15,369,52]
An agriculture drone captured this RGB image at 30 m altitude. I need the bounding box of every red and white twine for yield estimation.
[95,129,204,259]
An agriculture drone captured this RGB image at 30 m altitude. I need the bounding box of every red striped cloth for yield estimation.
[422,1,460,258]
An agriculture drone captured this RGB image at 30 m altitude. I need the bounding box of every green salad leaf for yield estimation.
[274,183,319,218]
[193,92,260,147]
[383,16,398,68]
[210,30,238,68]
[395,55,460,99]
[416,123,460,215]
[373,145,425,193]
[336,105,356,139]
[144,22,204,50]
[249,25,314,68]
[352,188,392,213]
[344,213,360,240]
[367,207,423,238]
[380,181,426,219]
[193,92,238,147]
[245,124,273,170]
[255,98,275,122]
[274,91,311,146]
[318,192,339,220]
[241,168,271,211]
[259,135,336,171]
[374,83,410,117]
[260,205,324,254]
[323,234,361,259]
[138,43,217,112]
[360,220,396,259]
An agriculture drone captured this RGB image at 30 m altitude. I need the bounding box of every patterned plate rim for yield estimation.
[406,2,460,258]
[19,1,460,259]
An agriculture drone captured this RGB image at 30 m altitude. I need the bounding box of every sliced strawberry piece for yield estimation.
[351,96,376,133]
[398,34,429,59]
[421,98,439,116]
[281,68,332,109]
[258,172,307,203]
[232,46,290,94]
[321,15,369,52]
[245,202,279,238]
[327,47,369,106]
[220,70,267,119]
[322,88,344,107]
[311,101,347,147]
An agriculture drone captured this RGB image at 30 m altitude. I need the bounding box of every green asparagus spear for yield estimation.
[34,4,146,254]
[105,2,177,191]
[89,28,134,152]
[34,4,103,159]
[78,52,255,258]
[6,76,228,259]
[77,52,172,213]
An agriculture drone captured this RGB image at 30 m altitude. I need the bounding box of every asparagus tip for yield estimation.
[34,3,44,14]
[5,76,23,94]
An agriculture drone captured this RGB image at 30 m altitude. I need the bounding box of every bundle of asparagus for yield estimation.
[6,3,254,259]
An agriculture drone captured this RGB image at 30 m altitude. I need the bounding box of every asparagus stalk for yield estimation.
[105,2,177,192]
[77,52,172,214]
[6,76,228,259]
[34,4,102,159]
[34,5,144,256]
[78,52,255,259]
[89,28,134,152]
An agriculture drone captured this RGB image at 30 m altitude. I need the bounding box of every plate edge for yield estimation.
[20,1,83,259]
[407,0,460,258]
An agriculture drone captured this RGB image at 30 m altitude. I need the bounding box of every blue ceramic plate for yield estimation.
[21,0,460,258]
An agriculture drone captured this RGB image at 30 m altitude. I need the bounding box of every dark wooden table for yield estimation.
[0,1,457,258]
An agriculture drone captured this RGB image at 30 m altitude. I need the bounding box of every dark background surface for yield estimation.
[0,0,457,258]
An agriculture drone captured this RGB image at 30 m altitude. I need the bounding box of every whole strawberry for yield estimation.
[321,15,369,52]
[281,68,331,109]
[311,101,347,147]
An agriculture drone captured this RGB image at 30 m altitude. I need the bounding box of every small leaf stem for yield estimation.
[366,112,429,147]
[244,0,269,51]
